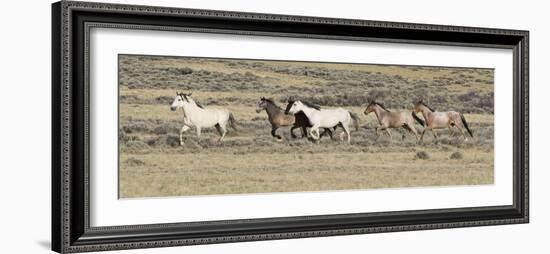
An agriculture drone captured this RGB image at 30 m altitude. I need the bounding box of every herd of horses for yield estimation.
[170,92,473,146]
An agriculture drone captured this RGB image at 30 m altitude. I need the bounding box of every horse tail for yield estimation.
[349,111,360,131]
[412,112,425,126]
[228,112,238,131]
[460,113,473,137]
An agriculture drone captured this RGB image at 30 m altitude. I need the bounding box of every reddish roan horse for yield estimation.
[414,100,473,142]
[364,101,423,141]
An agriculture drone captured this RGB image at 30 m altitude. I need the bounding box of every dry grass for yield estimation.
[118,55,495,198]
[120,148,493,197]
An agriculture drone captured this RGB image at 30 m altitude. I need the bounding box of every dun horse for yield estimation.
[286,100,359,143]
[364,101,423,141]
[255,98,332,140]
[414,100,473,142]
[170,92,237,145]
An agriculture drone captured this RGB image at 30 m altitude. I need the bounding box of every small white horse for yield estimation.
[170,92,237,145]
[286,101,359,143]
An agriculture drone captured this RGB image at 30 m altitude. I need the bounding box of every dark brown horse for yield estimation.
[255,98,332,140]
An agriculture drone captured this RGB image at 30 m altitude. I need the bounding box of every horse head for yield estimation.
[364,101,375,115]
[171,92,186,111]
[171,92,194,111]
[256,97,267,113]
[415,99,435,113]
[285,100,303,115]
[284,97,296,115]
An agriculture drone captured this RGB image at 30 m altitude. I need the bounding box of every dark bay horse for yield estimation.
[255,98,332,140]
[414,100,474,142]
[364,101,423,141]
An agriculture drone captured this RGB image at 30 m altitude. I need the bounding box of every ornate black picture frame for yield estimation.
[52,1,529,253]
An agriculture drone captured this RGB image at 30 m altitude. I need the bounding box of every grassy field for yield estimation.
[118,55,494,198]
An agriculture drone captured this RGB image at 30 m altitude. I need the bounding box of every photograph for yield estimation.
[118,54,494,198]
[47,1,532,253]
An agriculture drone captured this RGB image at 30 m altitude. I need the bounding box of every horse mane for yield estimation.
[373,102,391,112]
[194,99,204,109]
[301,100,321,111]
[420,101,435,112]
[262,98,282,110]
[181,94,204,109]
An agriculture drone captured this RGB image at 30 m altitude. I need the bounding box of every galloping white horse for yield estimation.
[285,101,359,143]
[170,92,237,145]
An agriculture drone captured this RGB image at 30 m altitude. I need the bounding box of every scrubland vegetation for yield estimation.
[119,55,494,198]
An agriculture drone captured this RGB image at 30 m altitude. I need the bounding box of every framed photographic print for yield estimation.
[51,1,529,253]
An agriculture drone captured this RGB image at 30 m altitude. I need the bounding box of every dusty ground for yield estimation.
[118,55,494,198]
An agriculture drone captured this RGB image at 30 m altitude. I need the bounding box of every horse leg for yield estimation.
[316,129,322,140]
[301,126,308,138]
[323,128,334,140]
[319,128,327,138]
[218,124,227,142]
[385,128,392,140]
[179,125,191,145]
[196,126,202,138]
[408,124,420,141]
[448,127,454,137]
[310,126,320,140]
[341,124,351,144]
[401,126,408,140]
[431,129,438,143]
[455,124,467,141]
[215,124,223,136]
[314,128,321,140]
[420,129,426,143]
[338,123,345,141]
[290,126,298,139]
[271,126,282,140]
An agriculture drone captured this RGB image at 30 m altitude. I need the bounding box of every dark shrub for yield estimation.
[125,158,145,166]
[153,125,170,135]
[122,122,149,134]
[166,135,181,147]
[450,151,464,160]
[175,67,193,75]
[415,151,430,160]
